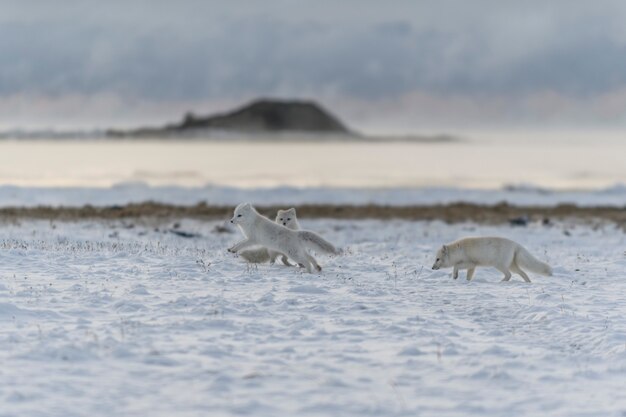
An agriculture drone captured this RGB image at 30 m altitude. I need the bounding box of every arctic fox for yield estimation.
[228,203,338,273]
[431,237,552,282]
[239,208,300,266]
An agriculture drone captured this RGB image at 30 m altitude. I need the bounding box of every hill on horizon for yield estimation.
[107,99,352,137]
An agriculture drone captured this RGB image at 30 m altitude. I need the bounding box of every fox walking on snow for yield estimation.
[431,237,552,282]
[239,208,300,266]
[228,203,339,273]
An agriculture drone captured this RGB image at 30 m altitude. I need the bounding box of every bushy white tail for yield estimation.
[239,248,271,263]
[515,246,552,276]
[298,231,339,254]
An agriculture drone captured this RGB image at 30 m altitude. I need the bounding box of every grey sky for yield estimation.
[2,0,626,131]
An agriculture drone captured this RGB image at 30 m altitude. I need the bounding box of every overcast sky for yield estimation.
[3,0,626,132]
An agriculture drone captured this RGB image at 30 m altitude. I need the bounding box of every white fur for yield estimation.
[229,203,338,273]
[239,208,300,266]
[432,237,552,283]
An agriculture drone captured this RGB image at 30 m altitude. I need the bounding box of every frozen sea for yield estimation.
[0,132,625,208]
[0,130,624,190]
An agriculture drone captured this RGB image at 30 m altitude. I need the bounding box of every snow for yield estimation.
[0,217,624,416]
[0,183,625,208]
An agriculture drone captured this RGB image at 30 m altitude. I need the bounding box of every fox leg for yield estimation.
[268,251,278,265]
[305,253,322,272]
[510,264,531,283]
[289,249,313,273]
[280,255,295,267]
[452,266,459,279]
[496,266,512,282]
[229,239,254,253]
[301,260,313,273]
[269,251,294,266]
[466,267,476,281]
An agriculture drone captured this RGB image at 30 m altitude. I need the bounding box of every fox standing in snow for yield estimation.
[431,237,552,282]
[228,203,338,273]
[239,208,300,266]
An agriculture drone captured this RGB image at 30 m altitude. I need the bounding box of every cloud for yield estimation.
[0,92,247,130]
[5,88,626,132]
[331,88,626,133]
[3,1,626,128]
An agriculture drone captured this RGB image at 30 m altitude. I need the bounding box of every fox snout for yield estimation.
[282,222,287,226]
[432,264,439,270]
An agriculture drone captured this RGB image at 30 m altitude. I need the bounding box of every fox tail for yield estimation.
[515,246,552,276]
[298,230,340,254]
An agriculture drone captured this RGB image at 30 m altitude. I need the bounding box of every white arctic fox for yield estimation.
[239,208,300,266]
[228,203,338,273]
[431,237,552,282]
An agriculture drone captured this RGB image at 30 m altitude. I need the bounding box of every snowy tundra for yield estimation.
[0,218,624,417]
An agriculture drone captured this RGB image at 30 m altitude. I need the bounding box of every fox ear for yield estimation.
[288,208,296,214]
[442,245,448,255]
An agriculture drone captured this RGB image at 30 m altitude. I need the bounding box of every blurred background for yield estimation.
[0,0,624,192]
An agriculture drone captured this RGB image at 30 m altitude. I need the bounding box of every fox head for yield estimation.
[432,245,450,270]
[230,202,255,226]
[276,208,298,228]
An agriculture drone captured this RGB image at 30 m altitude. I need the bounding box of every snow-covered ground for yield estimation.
[1,183,626,207]
[0,217,624,416]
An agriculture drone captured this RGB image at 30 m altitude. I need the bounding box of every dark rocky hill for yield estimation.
[107,99,351,137]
